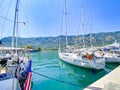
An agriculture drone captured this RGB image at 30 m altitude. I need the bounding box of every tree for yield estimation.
[26,45,32,49]
[36,46,41,51]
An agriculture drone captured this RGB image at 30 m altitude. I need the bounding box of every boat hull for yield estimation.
[105,58,120,63]
[58,52,105,69]
[95,51,120,63]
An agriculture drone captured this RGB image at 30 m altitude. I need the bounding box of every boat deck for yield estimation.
[0,65,17,81]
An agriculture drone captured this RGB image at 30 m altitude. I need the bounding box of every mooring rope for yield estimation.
[32,70,81,87]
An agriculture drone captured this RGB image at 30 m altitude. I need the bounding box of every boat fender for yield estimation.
[87,54,92,60]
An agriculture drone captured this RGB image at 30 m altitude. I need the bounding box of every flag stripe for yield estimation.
[28,77,31,90]
[24,72,32,90]
[27,73,32,90]
[24,60,32,90]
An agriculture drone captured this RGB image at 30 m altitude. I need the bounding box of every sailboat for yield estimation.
[95,41,120,63]
[58,2,105,69]
[0,0,32,90]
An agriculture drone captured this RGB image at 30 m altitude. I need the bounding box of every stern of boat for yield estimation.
[94,58,105,69]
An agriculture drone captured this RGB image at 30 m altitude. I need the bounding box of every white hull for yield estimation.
[95,51,120,63]
[105,58,120,63]
[0,78,19,90]
[104,54,120,63]
[58,52,105,69]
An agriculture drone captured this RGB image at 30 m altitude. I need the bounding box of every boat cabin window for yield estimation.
[0,58,7,67]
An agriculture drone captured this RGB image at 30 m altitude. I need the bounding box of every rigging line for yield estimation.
[59,11,64,51]
[0,15,14,22]
[59,0,66,51]
[81,5,85,48]
[64,0,68,49]
[17,1,29,48]
[32,70,81,87]
[76,7,82,46]
[0,0,13,39]
[0,0,4,11]
[20,1,29,22]
[26,0,30,38]
[76,8,81,46]
[89,9,93,47]
[0,16,28,23]
[0,0,13,13]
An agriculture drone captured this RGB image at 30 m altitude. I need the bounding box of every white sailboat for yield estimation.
[59,51,105,69]
[58,1,105,69]
[0,0,32,90]
[95,41,120,63]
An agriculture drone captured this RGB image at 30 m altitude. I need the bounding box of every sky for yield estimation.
[0,0,120,38]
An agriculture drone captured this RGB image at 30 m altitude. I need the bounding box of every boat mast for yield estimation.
[59,0,68,52]
[64,0,68,50]
[12,0,20,48]
[59,0,65,53]
[89,9,93,47]
[15,13,19,54]
[81,6,85,48]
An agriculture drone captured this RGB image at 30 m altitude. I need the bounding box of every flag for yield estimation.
[26,60,32,72]
[24,60,32,90]
[24,72,32,90]
[23,22,26,25]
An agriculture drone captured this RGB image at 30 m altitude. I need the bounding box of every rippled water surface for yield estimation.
[32,51,119,90]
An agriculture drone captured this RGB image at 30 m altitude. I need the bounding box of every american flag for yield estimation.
[24,60,32,90]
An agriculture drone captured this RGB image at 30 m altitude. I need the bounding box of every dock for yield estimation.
[0,46,34,51]
[84,66,120,90]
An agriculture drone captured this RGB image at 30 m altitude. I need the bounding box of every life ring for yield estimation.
[87,54,92,60]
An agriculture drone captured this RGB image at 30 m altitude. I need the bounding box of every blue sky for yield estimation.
[0,0,120,38]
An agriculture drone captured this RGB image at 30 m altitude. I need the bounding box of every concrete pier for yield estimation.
[84,66,120,90]
[0,46,33,51]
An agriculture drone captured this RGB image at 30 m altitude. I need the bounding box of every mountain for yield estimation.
[1,31,120,49]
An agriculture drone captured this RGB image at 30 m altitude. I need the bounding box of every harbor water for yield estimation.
[32,51,119,90]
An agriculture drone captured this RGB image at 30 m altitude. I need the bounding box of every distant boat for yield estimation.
[58,1,105,69]
[0,0,32,90]
[95,41,120,63]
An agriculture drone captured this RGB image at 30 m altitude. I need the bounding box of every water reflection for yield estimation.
[59,60,107,86]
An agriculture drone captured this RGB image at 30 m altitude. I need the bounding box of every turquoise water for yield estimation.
[32,51,119,90]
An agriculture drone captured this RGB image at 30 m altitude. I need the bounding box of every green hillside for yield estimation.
[1,31,120,50]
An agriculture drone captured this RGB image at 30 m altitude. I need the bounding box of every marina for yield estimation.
[0,0,120,90]
[32,51,120,90]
